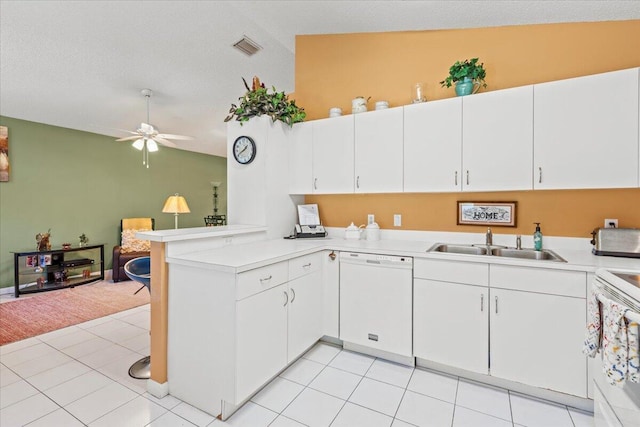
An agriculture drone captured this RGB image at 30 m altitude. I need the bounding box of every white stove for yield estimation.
[593,268,640,427]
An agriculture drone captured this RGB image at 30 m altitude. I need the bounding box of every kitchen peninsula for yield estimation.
[141,226,640,420]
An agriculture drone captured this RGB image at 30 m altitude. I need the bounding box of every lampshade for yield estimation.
[132,139,145,150]
[162,194,191,214]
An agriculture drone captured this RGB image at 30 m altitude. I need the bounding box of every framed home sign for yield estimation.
[457,201,517,227]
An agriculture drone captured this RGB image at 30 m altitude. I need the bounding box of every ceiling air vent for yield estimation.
[233,36,261,56]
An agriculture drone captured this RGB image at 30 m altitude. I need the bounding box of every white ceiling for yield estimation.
[1,1,639,157]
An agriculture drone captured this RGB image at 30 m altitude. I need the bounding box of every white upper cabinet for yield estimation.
[354,107,404,193]
[312,116,354,194]
[404,98,463,192]
[462,86,534,191]
[534,68,640,189]
[288,122,313,194]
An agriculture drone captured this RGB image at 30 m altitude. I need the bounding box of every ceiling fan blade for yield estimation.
[154,137,177,148]
[157,133,194,140]
[116,135,142,142]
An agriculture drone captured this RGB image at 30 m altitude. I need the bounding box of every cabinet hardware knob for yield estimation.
[466,170,470,185]
[290,288,296,303]
[356,176,360,189]
[314,178,318,190]
[538,167,542,184]
[455,171,458,186]
[260,275,272,283]
[329,251,336,261]
[495,296,498,314]
[481,294,484,312]
[283,291,288,307]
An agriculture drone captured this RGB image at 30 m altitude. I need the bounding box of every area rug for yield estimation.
[0,280,149,346]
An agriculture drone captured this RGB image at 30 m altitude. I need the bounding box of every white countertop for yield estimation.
[165,235,640,274]
[137,224,267,242]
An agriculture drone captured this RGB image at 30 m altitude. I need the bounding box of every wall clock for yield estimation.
[232,136,256,164]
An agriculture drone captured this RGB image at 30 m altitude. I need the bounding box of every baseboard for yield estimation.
[343,342,415,367]
[0,286,13,296]
[147,379,169,398]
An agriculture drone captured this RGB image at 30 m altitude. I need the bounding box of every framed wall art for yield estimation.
[0,126,8,182]
[457,201,517,227]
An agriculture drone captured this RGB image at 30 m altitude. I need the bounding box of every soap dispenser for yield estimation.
[533,222,543,251]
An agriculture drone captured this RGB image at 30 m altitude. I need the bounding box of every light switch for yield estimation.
[394,214,402,227]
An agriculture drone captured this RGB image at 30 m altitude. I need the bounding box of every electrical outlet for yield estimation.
[394,214,402,227]
[368,214,375,225]
[604,218,618,228]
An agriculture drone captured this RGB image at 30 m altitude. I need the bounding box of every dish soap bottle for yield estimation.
[533,222,543,251]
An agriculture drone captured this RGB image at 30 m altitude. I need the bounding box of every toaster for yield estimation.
[590,228,640,258]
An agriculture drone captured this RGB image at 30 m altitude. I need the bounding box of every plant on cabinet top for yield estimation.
[225,76,306,126]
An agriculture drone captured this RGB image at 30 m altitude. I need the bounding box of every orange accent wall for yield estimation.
[295,21,640,237]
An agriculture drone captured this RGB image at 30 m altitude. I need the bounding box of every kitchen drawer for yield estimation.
[415,258,488,286]
[237,261,288,301]
[288,252,322,281]
[490,265,586,298]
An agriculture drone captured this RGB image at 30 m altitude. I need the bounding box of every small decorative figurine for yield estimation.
[36,229,51,251]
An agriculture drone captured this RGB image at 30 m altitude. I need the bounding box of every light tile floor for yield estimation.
[0,303,595,427]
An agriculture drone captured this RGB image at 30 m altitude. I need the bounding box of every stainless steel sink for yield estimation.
[429,244,488,255]
[490,248,567,262]
[428,243,567,262]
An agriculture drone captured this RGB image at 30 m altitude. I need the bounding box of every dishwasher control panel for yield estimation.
[341,251,413,266]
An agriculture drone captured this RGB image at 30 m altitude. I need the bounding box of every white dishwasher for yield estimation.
[339,252,413,363]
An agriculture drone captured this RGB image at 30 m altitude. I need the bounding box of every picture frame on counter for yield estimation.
[457,201,517,227]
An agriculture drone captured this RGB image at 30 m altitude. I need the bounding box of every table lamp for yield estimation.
[162,193,190,229]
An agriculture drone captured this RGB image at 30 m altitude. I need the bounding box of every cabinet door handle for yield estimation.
[302,263,311,269]
[283,291,288,307]
[495,296,498,314]
[480,293,484,312]
[455,171,458,186]
[356,175,360,189]
[538,167,542,183]
[290,288,296,303]
[314,178,318,190]
[466,170,470,185]
[329,251,336,261]
[260,275,272,283]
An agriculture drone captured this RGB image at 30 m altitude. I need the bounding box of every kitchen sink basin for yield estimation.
[490,248,567,262]
[429,244,488,255]
[428,243,567,262]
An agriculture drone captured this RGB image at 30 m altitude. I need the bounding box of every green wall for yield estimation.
[0,116,227,289]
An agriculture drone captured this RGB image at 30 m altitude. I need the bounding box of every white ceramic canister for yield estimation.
[365,222,381,241]
[352,97,368,114]
[345,222,364,240]
[375,101,389,110]
[329,107,342,118]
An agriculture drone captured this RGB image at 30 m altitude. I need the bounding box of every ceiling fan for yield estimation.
[116,89,193,168]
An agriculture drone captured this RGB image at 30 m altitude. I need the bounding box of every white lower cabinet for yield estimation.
[236,283,288,402]
[236,254,323,403]
[489,265,587,397]
[489,287,587,397]
[287,270,322,361]
[414,278,489,374]
[413,259,587,398]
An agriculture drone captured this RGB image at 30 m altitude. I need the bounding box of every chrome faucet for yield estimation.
[486,228,493,246]
[516,235,522,250]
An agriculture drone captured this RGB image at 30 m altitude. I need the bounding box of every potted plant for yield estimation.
[439,58,487,96]
[225,76,306,126]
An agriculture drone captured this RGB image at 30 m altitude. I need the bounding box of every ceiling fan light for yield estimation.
[132,139,145,150]
[147,139,159,152]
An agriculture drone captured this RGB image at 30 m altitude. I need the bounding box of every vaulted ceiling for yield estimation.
[1,1,639,157]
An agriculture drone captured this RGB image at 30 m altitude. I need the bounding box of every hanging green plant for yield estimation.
[224,76,306,126]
